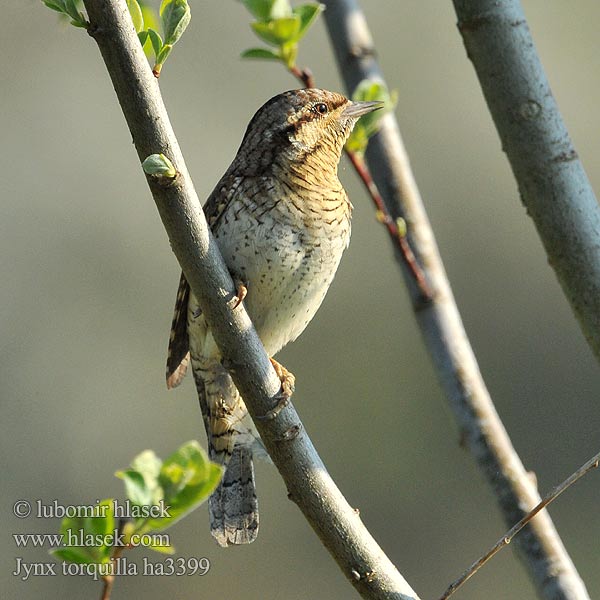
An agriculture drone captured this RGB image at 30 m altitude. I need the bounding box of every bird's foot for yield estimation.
[257,358,295,421]
[271,358,295,398]
[230,280,248,310]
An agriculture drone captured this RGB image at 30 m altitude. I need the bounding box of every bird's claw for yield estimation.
[257,359,295,421]
[230,280,248,310]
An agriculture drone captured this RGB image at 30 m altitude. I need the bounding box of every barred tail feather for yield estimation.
[209,445,259,546]
[192,360,260,546]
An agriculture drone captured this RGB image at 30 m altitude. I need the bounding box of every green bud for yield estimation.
[142,154,177,178]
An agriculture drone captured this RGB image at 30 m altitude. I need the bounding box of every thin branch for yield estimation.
[345,151,432,302]
[322,1,590,598]
[100,518,127,600]
[452,0,600,359]
[289,64,314,87]
[81,1,419,598]
[441,451,600,599]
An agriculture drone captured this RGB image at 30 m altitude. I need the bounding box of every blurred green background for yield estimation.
[2,1,599,599]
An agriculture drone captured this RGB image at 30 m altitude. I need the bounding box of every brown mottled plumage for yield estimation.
[166,89,381,546]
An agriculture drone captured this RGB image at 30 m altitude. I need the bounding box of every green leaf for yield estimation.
[50,499,115,565]
[241,47,281,61]
[147,537,175,555]
[241,0,292,21]
[346,78,397,154]
[114,442,221,536]
[42,0,86,26]
[156,44,173,67]
[251,15,300,46]
[127,0,144,32]
[138,6,160,56]
[42,1,67,13]
[138,30,149,47]
[141,441,222,533]
[352,80,383,102]
[63,0,86,26]
[293,3,323,40]
[116,448,164,506]
[160,0,191,46]
[344,123,369,154]
[131,448,163,480]
[116,469,155,506]
[147,28,163,57]
[141,3,160,32]
[52,547,95,564]
[63,0,80,19]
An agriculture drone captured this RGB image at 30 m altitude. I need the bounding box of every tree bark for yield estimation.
[452,0,600,359]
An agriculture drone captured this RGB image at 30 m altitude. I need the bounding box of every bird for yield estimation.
[165,88,381,547]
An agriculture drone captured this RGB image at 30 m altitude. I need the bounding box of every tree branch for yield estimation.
[441,451,600,599]
[322,1,590,598]
[452,0,600,359]
[81,1,419,598]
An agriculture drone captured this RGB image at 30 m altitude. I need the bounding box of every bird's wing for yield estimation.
[204,173,243,229]
[166,270,191,388]
[165,175,241,388]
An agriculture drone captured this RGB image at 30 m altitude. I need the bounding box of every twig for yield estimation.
[440,451,600,599]
[322,1,590,598]
[100,518,127,600]
[345,150,432,302]
[452,0,600,359]
[287,65,432,301]
[81,1,419,598]
[289,64,314,88]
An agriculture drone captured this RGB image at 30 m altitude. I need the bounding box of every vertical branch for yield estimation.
[452,0,600,360]
[322,1,590,598]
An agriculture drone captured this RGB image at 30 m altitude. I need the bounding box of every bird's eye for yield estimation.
[315,103,328,114]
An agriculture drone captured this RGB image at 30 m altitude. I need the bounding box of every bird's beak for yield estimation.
[341,100,384,119]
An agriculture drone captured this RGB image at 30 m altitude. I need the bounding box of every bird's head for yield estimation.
[235,89,382,176]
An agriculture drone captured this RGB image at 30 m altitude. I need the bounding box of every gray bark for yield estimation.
[452,0,600,359]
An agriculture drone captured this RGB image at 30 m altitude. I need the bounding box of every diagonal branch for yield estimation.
[81,1,419,598]
[345,150,432,301]
[441,451,600,599]
[452,0,600,361]
[322,1,590,598]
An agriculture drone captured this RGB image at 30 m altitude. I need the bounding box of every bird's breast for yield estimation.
[214,188,351,356]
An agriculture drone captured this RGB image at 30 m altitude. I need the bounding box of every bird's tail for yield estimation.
[193,360,259,547]
[208,444,258,546]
